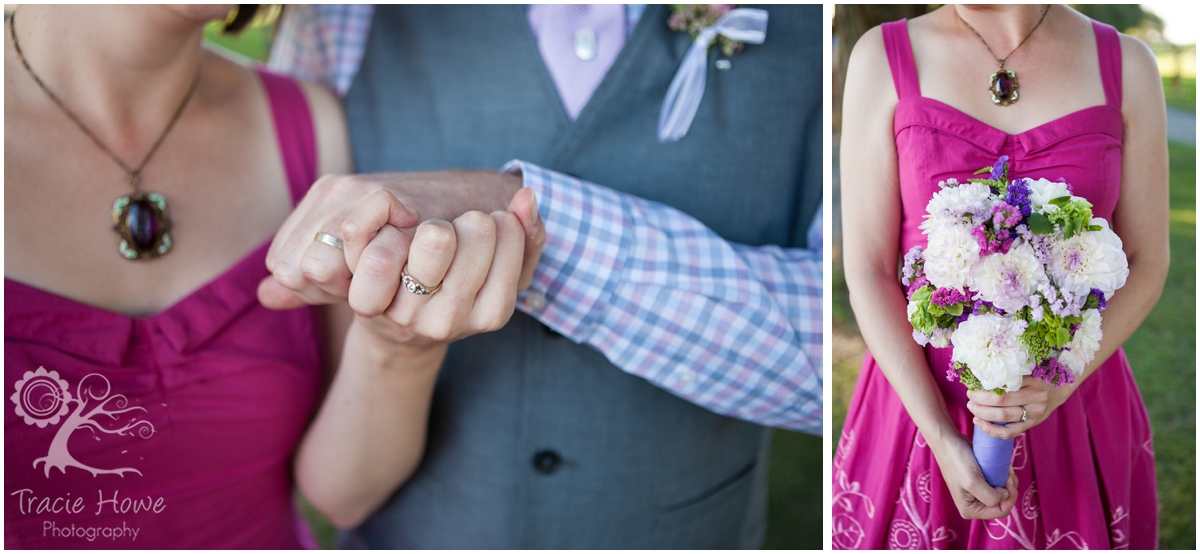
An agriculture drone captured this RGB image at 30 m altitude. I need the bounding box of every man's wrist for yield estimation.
[389,170,523,223]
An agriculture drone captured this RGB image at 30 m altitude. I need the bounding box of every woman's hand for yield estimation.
[933,434,1019,520]
[967,376,1074,439]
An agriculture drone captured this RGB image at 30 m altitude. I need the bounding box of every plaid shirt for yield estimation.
[269,5,823,433]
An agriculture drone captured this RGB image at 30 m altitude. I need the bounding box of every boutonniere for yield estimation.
[668,4,746,57]
[658,5,768,143]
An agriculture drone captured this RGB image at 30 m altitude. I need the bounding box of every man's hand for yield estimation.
[257,170,532,310]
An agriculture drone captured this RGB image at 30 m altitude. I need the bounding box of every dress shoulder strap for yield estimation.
[256,69,318,206]
[1092,21,1122,108]
[881,19,921,100]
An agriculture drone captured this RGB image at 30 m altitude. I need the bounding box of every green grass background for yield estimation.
[206,21,821,550]
[1164,76,1196,112]
[1124,141,1197,548]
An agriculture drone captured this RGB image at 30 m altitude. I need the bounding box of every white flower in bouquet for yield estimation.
[929,328,952,348]
[970,240,1048,314]
[923,223,980,291]
[1047,218,1129,298]
[922,181,993,230]
[950,313,1033,391]
[1026,178,1072,214]
[1059,308,1103,375]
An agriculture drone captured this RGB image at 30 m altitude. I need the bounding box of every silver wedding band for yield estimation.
[1020,407,1028,423]
[402,267,442,296]
[314,231,344,251]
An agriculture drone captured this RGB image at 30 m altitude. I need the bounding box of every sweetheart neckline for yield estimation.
[900,96,1120,138]
[4,238,271,323]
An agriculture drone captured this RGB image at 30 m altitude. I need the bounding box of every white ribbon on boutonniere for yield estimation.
[658,7,768,143]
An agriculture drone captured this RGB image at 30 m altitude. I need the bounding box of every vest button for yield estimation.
[532,450,563,475]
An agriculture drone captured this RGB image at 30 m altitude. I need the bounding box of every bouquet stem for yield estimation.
[972,422,1013,488]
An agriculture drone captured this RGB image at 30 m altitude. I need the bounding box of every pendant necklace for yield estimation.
[955,5,1051,107]
[9,12,200,260]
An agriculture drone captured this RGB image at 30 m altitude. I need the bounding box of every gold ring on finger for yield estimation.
[401,266,442,296]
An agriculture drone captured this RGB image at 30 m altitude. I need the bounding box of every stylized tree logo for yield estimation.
[11,367,154,478]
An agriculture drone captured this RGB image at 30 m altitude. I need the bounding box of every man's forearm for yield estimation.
[504,160,823,432]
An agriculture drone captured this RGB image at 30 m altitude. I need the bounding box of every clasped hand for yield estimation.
[938,375,1075,520]
[937,374,1073,521]
[966,376,1074,440]
[257,171,544,347]
[935,434,1019,520]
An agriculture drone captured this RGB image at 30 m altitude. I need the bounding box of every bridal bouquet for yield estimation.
[902,156,1129,486]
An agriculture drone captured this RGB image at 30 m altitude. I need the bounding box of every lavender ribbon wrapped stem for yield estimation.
[972,422,1013,487]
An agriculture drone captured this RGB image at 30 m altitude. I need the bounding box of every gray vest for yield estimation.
[343,5,821,548]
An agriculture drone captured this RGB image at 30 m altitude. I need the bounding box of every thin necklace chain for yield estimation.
[955,5,1051,69]
[8,10,201,190]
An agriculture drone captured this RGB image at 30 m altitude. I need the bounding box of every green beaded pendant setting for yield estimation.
[112,191,172,260]
[989,69,1019,106]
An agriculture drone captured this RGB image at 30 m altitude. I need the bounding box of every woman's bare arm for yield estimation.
[841,26,1016,519]
[287,82,451,528]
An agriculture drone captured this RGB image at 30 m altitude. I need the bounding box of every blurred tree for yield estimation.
[1073,4,1163,35]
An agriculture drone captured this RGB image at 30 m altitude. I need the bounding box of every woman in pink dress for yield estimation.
[835,4,1166,549]
[5,5,541,548]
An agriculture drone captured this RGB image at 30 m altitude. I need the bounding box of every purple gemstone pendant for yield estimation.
[112,191,173,260]
[989,69,1019,106]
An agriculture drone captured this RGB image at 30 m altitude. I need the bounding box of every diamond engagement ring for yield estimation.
[402,267,442,296]
[314,231,344,251]
[1020,407,1028,423]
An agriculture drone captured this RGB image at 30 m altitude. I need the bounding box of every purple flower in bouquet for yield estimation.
[989,155,1009,181]
[931,287,971,307]
[901,245,925,287]
[1017,225,1052,265]
[971,225,1013,255]
[970,202,1023,256]
[992,202,1022,227]
[1004,177,1033,218]
[971,298,994,316]
[1032,357,1077,388]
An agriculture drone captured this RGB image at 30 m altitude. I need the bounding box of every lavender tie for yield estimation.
[527,4,626,120]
